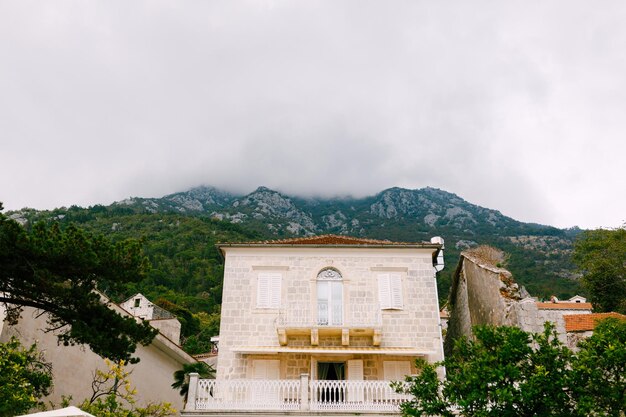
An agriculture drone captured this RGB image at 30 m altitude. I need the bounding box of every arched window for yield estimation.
[317,268,343,326]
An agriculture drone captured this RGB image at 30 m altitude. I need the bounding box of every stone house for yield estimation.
[1,293,196,412]
[564,312,626,350]
[120,293,182,345]
[182,234,445,416]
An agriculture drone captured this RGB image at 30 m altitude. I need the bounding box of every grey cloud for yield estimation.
[1,1,625,228]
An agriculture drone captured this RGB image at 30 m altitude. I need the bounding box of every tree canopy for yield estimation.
[572,225,626,313]
[397,320,626,417]
[0,337,53,417]
[0,203,157,363]
[571,318,626,417]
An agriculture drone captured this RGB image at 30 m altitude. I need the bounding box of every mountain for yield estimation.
[5,185,585,354]
[10,185,583,302]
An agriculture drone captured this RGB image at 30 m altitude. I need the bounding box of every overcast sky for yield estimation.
[1,1,624,229]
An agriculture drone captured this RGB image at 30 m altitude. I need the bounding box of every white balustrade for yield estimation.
[191,377,410,412]
[309,380,410,412]
[195,379,301,410]
[277,303,382,328]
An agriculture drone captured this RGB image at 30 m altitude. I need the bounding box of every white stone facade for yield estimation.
[216,242,444,382]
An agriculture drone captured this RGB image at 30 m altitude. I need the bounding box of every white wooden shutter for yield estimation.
[269,273,281,308]
[257,273,281,308]
[347,360,364,402]
[257,273,270,308]
[383,361,411,381]
[347,359,363,380]
[253,360,280,379]
[378,274,391,309]
[389,273,403,309]
[252,360,280,403]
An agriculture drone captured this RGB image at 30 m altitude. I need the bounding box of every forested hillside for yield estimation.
[6,185,584,354]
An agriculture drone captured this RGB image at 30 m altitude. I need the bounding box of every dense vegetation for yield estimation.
[0,204,157,363]
[0,338,53,417]
[396,318,626,417]
[6,185,589,354]
[9,205,260,354]
[573,225,626,314]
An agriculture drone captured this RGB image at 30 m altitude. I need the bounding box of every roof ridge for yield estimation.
[226,233,429,246]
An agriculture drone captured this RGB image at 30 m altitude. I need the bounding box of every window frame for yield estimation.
[256,272,282,309]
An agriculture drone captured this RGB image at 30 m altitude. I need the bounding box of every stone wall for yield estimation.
[445,253,522,353]
[445,253,592,350]
[217,246,444,380]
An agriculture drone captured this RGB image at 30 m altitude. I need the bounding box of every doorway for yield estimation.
[317,362,345,403]
[317,362,345,380]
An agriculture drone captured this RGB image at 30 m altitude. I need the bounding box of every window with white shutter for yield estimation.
[378,273,403,309]
[257,272,282,309]
[383,360,411,381]
[347,360,364,401]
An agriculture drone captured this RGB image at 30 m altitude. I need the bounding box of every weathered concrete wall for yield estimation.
[445,254,523,352]
[445,253,593,351]
[150,318,182,345]
[0,306,194,413]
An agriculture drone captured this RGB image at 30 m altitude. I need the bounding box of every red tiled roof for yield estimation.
[536,302,593,310]
[564,312,626,332]
[221,234,436,247]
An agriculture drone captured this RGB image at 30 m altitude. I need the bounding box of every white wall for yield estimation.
[217,246,443,379]
[0,306,194,413]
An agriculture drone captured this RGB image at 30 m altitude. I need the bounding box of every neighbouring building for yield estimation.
[444,250,603,353]
[564,312,626,350]
[120,293,182,345]
[182,234,446,416]
[1,294,196,412]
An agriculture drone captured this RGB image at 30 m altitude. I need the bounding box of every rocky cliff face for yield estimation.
[115,186,236,213]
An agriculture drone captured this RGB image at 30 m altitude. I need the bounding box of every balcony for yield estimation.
[275,303,383,346]
[184,374,411,414]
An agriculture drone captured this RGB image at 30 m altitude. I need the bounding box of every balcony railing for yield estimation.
[193,379,301,410]
[310,379,408,412]
[185,374,411,413]
[276,303,382,328]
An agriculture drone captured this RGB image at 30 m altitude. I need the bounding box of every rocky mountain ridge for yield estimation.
[112,185,545,239]
[8,185,582,298]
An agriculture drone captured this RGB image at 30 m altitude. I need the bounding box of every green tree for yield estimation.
[77,359,175,417]
[182,311,221,355]
[571,317,626,417]
[572,225,626,313]
[0,203,158,363]
[172,362,215,403]
[0,337,53,417]
[397,323,575,417]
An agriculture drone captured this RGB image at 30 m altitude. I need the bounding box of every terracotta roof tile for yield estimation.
[536,302,593,310]
[564,312,626,332]
[225,234,434,246]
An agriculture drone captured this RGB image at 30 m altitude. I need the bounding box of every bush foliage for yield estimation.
[396,319,626,417]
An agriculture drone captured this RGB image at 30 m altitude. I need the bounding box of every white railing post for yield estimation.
[300,373,309,410]
[185,372,199,411]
